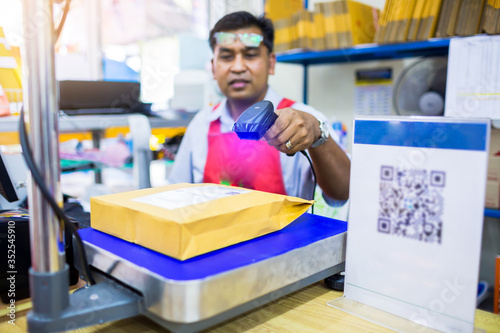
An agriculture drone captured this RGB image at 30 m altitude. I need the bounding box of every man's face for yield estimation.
[211,26,276,104]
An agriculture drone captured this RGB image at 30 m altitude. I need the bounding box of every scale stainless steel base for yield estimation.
[77,213,347,332]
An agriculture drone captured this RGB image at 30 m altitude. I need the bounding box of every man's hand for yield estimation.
[263,107,320,154]
[263,107,350,201]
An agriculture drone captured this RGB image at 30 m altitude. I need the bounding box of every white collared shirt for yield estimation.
[168,86,346,206]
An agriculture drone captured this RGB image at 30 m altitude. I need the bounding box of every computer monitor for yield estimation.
[0,149,19,203]
[58,80,149,115]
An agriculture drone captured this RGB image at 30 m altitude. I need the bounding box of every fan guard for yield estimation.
[393,56,448,116]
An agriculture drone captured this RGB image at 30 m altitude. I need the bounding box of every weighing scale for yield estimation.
[74,213,347,332]
[19,2,347,331]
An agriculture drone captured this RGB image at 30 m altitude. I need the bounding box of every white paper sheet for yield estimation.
[445,35,500,119]
[132,185,250,210]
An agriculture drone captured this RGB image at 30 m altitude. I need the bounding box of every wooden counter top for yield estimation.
[1,282,499,332]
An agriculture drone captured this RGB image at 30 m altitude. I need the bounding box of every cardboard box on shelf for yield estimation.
[485,180,500,209]
[488,155,500,182]
[265,0,302,22]
[489,127,500,155]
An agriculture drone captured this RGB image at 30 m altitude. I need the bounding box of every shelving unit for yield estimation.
[277,37,500,220]
[275,38,451,104]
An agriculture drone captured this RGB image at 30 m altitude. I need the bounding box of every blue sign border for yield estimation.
[354,120,488,151]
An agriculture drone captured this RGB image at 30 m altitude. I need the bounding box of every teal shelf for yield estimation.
[484,208,500,219]
[275,38,451,65]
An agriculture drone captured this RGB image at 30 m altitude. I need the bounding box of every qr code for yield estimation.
[378,166,445,244]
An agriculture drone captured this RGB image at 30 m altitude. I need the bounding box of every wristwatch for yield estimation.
[311,119,329,148]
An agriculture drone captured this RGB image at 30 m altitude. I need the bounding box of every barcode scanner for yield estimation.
[232,99,317,210]
[232,100,277,140]
[232,100,296,156]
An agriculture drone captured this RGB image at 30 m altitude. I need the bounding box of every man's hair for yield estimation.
[209,11,274,53]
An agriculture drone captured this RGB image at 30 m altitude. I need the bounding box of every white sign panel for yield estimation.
[345,116,490,332]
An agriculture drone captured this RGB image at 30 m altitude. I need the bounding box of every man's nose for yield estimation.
[231,54,246,73]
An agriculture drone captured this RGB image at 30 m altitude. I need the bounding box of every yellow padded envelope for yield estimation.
[91,183,313,260]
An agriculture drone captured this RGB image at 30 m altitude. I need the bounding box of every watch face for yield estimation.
[312,120,329,148]
[319,121,329,140]
[320,122,327,139]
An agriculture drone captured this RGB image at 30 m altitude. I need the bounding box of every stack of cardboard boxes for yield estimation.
[270,0,379,53]
[377,0,500,43]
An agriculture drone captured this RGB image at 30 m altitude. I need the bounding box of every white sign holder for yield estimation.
[329,115,490,333]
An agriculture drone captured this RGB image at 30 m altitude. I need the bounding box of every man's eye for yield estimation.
[219,54,233,60]
[245,52,258,58]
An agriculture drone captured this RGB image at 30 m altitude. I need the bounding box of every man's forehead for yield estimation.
[221,26,262,35]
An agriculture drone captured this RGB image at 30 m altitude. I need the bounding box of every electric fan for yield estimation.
[393,56,448,116]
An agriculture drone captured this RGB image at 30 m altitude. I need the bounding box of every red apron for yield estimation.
[203,98,295,195]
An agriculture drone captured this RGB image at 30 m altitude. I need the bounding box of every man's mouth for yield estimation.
[229,79,249,89]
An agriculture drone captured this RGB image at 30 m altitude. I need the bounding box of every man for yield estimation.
[168,11,350,204]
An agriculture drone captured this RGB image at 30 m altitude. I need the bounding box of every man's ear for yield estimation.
[211,58,215,79]
[268,52,277,75]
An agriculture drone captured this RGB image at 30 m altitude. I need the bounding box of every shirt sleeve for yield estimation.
[322,193,348,207]
[167,119,196,184]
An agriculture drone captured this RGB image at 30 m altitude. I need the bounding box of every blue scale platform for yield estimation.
[78,213,347,281]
